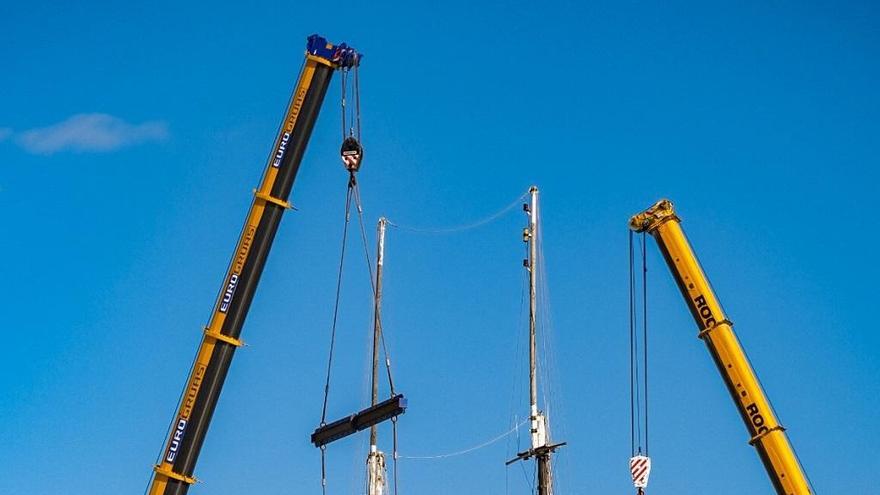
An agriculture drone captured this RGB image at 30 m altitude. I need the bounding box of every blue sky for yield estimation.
[1,1,878,493]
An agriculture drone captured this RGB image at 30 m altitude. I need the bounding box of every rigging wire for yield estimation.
[536,216,557,433]
[535,205,569,494]
[353,182,397,395]
[317,182,533,491]
[386,191,529,234]
[352,179,401,495]
[507,267,529,495]
[323,65,402,495]
[399,418,529,460]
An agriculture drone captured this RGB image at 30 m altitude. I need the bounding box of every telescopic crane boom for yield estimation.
[147,35,360,495]
[629,199,812,495]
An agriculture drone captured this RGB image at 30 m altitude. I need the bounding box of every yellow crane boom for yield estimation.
[629,199,812,495]
[147,35,360,495]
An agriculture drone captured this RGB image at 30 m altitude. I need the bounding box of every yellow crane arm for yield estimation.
[629,199,812,495]
[147,35,360,495]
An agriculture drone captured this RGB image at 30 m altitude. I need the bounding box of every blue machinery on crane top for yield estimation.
[307,34,362,68]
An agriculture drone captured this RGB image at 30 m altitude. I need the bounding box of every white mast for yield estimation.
[528,187,545,452]
[506,186,564,495]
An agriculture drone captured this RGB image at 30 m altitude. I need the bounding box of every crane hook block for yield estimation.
[341,136,364,172]
[630,455,651,489]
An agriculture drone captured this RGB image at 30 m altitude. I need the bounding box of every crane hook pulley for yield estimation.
[630,454,651,493]
[340,62,364,173]
[341,136,363,172]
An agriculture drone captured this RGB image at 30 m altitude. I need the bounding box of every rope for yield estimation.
[386,191,529,234]
[399,418,529,460]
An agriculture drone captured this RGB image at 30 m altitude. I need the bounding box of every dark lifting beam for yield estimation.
[312,394,407,447]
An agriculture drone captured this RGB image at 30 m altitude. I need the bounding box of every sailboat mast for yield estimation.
[370,217,387,448]
[365,217,388,495]
[528,187,539,426]
[508,186,564,493]
[528,187,552,495]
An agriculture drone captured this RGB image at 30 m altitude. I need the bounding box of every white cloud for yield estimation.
[15,113,168,155]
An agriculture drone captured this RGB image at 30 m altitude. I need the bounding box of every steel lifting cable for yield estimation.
[629,231,640,455]
[340,68,348,140]
[354,64,362,141]
[318,59,377,495]
[628,231,651,493]
[334,67,401,495]
[318,178,356,495]
[629,231,636,456]
[642,232,649,457]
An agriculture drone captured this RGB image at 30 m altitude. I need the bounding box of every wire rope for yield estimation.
[399,418,529,460]
[386,191,529,234]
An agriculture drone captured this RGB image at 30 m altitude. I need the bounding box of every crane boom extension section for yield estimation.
[148,35,360,495]
[629,199,812,495]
